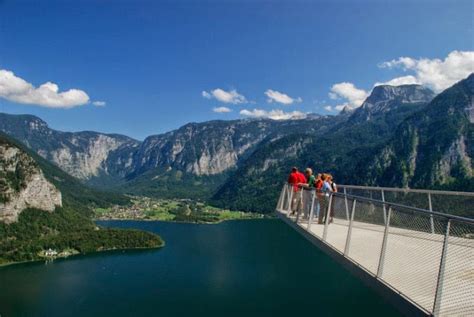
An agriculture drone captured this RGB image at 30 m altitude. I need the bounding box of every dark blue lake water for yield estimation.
[0,219,401,316]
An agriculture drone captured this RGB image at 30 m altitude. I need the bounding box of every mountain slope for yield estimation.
[0,112,344,199]
[212,84,438,212]
[0,113,140,185]
[0,133,163,265]
[362,73,474,190]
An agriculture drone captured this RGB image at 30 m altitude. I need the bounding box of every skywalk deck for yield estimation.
[276,185,473,316]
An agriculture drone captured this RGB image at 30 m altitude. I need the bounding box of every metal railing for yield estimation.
[276,184,474,316]
[338,185,474,220]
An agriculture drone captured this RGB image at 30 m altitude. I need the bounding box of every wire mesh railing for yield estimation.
[276,184,474,316]
[338,185,474,219]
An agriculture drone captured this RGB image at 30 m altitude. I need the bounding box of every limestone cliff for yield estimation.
[0,138,62,223]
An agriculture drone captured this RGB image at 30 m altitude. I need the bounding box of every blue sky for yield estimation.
[0,0,473,140]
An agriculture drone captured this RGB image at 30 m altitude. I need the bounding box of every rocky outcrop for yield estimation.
[0,139,62,223]
[349,84,435,122]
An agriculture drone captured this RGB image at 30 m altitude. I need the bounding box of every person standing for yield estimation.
[314,173,323,221]
[287,167,303,215]
[299,168,315,218]
[318,174,333,224]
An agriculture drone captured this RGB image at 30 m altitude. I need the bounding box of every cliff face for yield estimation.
[0,113,337,185]
[0,138,62,223]
[0,114,140,182]
[132,120,277,176]
[348,84,435,123]
[364,74,474,189]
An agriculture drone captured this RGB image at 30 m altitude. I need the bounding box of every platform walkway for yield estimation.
[276,185,473,316]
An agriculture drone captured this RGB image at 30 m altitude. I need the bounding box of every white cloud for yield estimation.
[264,89,302,105]
[328,82,369,110]
[0,69,90,108]
[240,108,306,120]
[201,88,247,104]
[213,106,232,113]
[378,50,474,92]
[324,105,333,112]
[374,75,419,87]
[92,100,106,107]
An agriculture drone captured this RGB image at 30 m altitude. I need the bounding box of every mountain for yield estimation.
[0,113,140,186]
[0,112,344,199]
[361,74,474,190]
[0,133,163,265]
[212,83,447,212]
[349,84,435,123]
[2,76,472,215]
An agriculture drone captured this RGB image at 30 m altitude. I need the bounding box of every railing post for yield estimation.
[344,199,357,256]
[287,186,294,215]
[277,185,285,211]
[428,193,435,234]
[381,189,387,225]
[433,219,451,316]
[344,187,350,221]
[322,193,333,241]
[377,206,392,278]
[307,190,316,230]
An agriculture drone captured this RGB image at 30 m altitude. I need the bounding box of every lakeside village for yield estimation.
[39,248,80,261]
[94,196,265,223]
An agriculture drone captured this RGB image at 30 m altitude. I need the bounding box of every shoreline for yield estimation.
[0,244,164,269]
[1,217,272,269]
[94,214,273,225]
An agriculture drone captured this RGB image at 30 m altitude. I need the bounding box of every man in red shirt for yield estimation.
[287,167,307,215]
[287,167,300,192]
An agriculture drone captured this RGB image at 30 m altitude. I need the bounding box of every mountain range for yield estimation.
[1,74,472,213]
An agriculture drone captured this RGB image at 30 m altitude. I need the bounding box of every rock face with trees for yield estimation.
[0,137,62,223]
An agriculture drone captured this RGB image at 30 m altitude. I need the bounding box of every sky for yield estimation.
[0,0,473,140]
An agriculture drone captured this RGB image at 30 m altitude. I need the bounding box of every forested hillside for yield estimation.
[0,134,163,265]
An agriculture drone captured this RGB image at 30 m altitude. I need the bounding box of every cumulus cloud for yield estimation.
[240,108,306,120]
[374,75,419,87]
[324,105,334,112]
[213,106,232,113]
[0,69,90,108]
[92,100,106,107]
[264,89,302,105]
[378,50,474,91]
[202,88,247,104]
[328,82,369,110]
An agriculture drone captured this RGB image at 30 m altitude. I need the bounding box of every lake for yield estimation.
[0,219,401,316]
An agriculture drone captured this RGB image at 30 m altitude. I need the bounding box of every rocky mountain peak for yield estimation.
[367,84,434,105]
[349,84,435,122]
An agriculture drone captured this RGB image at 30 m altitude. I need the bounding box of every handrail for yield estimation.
[338,184,474,197]
[331,191,474,224]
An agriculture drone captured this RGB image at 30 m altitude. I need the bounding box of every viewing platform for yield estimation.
[275,184,474,316]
